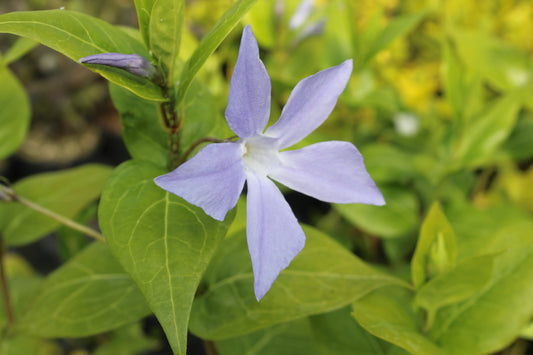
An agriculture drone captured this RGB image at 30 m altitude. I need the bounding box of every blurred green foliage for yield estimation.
[0,0,532,354]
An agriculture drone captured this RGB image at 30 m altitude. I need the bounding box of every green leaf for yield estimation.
[1,37,38,65]
[0,10,163,101]
[352,287,444,355]
[451,28,532,91]
[0,336,61,355]
[428,221,533,354]
[0,164,112,246]
[109,78,225,169]
[0,67,30,160]
[520,321,533,340]
[180,80,226,149]
[411,202,457,289]
[189,226,409,340]
[414,254,496,329]
[360,144,415,184]
[175,0,259,105]
[452,93,521,168]
[334,186,419,238]
[149,0,184,84]
[98,160,233,355]
[216,318,322,355]
[504,115,533,162]
[109,83,169,168]
[133,0,155,48]
[94,323,158,355]
[361,10,429,68]
[16,242,150,337]
[309,307,408,355]
[246,1,276,48]
[441,40,462,119]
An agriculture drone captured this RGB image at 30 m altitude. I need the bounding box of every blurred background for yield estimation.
[1,0,532,354]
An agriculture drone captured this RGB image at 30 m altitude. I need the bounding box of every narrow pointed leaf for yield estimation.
[175,0,259,105]
[0,164,112,246]
[149,0,184,84]
[134,0,156,48]
[0,67,30,160]
[411,202,457,289]
[189,226,409,340]
[2,37,38,65]
[98,160,234,355]
[0,10,163,100]
[361,10,429,67]
[16,242,150,337]
[452,93,521,168]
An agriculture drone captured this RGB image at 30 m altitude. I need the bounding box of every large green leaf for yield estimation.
[109,83,169,168]
[133,0,155,48]
[175,0,258,105]
[0,164,112,246]
[411,202,457,289]
[98,160,233,355]
[428,221,533,354]
[0,10,163,100]
[0,67,30,160]
[352,287,444,355]
[189,226,409,340]
[149,0,184,84]
[16,242,150,337]
[216,318,322,355]
[309,307,408,355]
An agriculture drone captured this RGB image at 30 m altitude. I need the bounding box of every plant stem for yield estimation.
[0,236,14,326]
[14,195,106,243]
[0,185,105,243]
[203,340,219,355]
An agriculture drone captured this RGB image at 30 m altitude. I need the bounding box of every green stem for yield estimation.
[14,195,106,243]
[0,236,14,326]
[203,340,219,355]
[0,185,105,243]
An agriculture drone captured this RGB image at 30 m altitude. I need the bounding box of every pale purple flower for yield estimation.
[79,53,157,79]
[154,25,384,301]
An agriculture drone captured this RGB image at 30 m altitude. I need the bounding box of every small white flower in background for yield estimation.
[394,112,420,137]
[155,25,384,301]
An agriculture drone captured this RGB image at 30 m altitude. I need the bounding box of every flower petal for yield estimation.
[225,25,271,139]
[265,59,353,149]
[269,141,385,205]
[245,171,305,300]
[154,143,246,221]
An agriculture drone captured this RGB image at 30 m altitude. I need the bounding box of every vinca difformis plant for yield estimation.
[1,0,533,354]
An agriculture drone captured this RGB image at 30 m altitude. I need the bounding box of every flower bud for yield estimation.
[79,53,158,79]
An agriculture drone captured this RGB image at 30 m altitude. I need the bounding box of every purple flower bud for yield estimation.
[79,53,157,79]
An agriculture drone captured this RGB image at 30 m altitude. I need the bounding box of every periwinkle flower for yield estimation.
[79,53,157,79]
[155,25,384,301]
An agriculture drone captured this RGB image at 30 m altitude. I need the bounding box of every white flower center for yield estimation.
[242,135,280,176]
